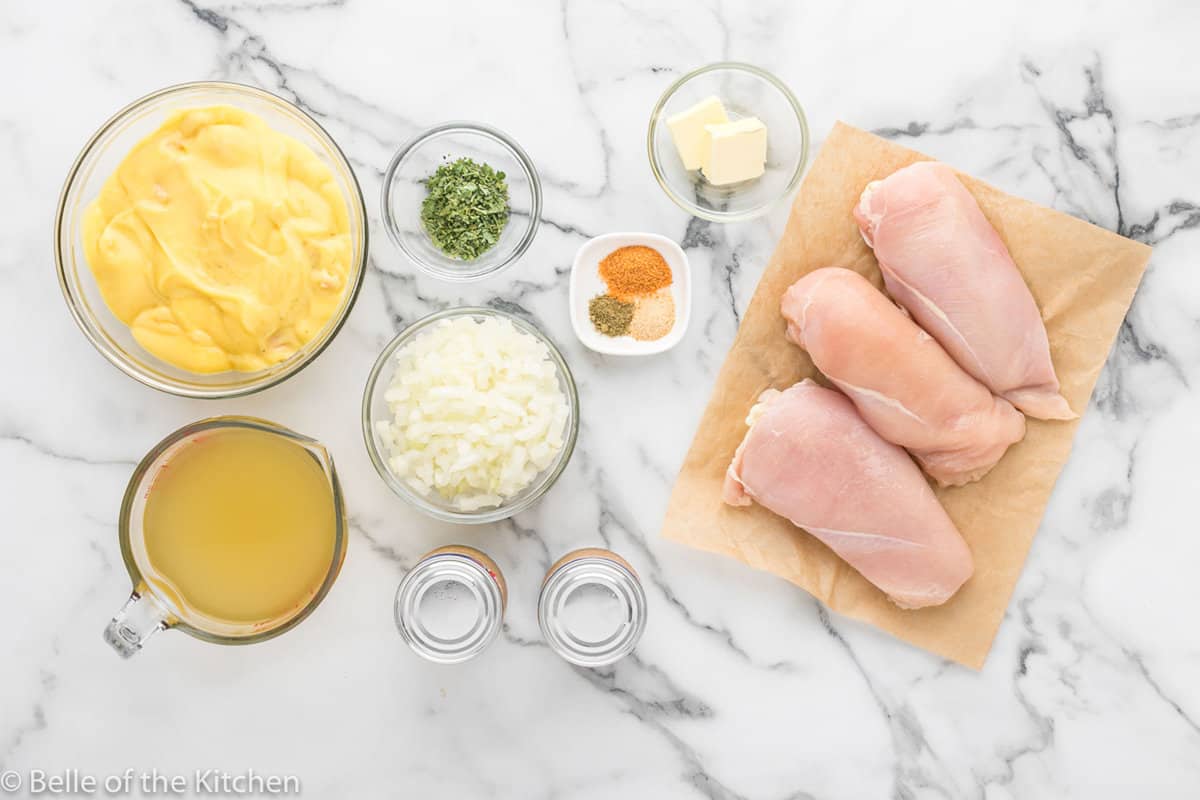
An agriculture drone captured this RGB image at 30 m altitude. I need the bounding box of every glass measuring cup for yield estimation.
[104,416,347,657]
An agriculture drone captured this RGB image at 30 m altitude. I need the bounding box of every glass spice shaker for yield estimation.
[395,545,507,664]
[538,548,647,667]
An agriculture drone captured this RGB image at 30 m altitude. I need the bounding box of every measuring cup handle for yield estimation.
[103,591,170,658]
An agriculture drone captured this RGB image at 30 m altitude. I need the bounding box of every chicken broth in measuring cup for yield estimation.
[105,417,346,657]
[140,427,338,627]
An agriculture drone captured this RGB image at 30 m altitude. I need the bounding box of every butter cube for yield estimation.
[665,96,729,171]
[701,117,767,186]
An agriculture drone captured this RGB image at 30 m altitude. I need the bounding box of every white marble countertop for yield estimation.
[3,1,1199,797]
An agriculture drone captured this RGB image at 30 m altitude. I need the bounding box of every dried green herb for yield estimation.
[588,294,634,337]
[420,157,510,260]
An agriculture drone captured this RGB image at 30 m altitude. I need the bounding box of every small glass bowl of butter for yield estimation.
[648,62,809,223]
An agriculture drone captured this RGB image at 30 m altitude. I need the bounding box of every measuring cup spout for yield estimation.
[103,590,171,657]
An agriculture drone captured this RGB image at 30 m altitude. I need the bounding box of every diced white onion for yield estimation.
[378,315,569,511]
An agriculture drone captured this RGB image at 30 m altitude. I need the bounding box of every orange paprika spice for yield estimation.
[599,246,673,299]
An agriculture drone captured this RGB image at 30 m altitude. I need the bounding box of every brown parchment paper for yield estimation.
[661,122,1153,669]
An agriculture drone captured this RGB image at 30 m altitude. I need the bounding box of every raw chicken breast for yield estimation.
[854,161,1075,420]
[781,268,1025,486]
[723,381,973,608]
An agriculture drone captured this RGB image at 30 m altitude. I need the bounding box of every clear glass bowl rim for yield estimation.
[361,306,580,524]
[380,120,542,282]
[646,61,810,223]
[54,80,369,399]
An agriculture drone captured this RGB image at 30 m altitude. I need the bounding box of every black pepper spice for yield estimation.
[588,294,634,337]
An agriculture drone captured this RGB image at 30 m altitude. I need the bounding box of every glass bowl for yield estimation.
[381,122,541,282]
[648,62,809,223]
[54,81,368,399]
[362,307,579,524]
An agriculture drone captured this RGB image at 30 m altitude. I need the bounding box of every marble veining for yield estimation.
[2,0,1199,797]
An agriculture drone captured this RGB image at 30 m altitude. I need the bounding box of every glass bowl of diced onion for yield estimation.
[362,307,580,524]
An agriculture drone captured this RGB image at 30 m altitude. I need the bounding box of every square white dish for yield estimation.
[569,232,691,356]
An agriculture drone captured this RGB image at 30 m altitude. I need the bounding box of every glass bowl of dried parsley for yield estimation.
[382,121,542,282]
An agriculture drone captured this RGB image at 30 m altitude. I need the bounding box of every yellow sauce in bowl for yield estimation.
[82,105,351,374]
